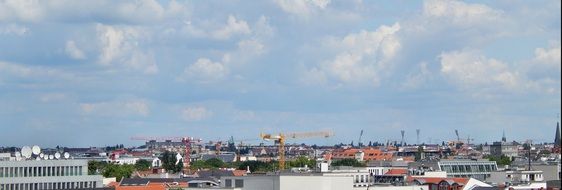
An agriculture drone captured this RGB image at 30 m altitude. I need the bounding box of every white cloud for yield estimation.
[275,0,330,17]
[534,45,561,66]
[96,24,158,74]
[303,23,401,86]
[0,0,43,22]
[181,106,212,121]
[439,50,522,90]
[40,93,67,103]
[126,51,159,74]
[0,24,29,36]
[80,99,150,117]
[0,0,190,24]
[183,58,228,83]
[233,110,256,121]
[212,15,251,40]
[0,61,76,80]
[402,62,432,90]
[423,0,503,26]
[65,40,86,60]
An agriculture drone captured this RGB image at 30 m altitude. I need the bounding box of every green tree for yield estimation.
[415,146,424,161]
[486,155,512,166]
[331,158,365,167]
[175,159,184,173]
[88,160,108,175]
[190,160,208,170]
[160,151,181,173]
[238,161,276,172]
[205,158,226,168]
[102,163,134,181]
[287,156,316,168]
[135,159,152,171]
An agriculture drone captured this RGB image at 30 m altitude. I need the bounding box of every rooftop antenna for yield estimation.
[400,130,405,146]
[416,129,420,145]
[32,145,41,156]
[455,129,460,142]
[21,146,32,159]
[15,151,21,160]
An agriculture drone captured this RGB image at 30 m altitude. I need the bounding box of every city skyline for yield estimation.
[0,0,561,147]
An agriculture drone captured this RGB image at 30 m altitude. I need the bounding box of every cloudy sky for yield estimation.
[0,0,560,147]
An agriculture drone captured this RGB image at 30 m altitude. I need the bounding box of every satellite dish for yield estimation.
[48,155,54,160]
[32,145,41,155]
[39,153,44,158]
[15,151,21,158]
[54,152,61,159]
[21,146,32,158]
[36,157,41,161]
[64,152,70,159]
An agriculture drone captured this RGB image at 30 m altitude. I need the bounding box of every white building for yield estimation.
[0,159,104,189]
[220,174,353,190]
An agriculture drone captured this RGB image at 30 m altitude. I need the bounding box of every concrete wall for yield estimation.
[279,175,353,190]
[221,175,355,190]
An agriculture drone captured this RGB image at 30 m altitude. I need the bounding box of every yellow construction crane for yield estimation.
[260,130,333,170]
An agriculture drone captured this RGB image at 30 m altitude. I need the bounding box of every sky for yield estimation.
[0,0,560,148]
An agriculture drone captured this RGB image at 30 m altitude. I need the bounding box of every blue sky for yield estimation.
[0,0,560,147]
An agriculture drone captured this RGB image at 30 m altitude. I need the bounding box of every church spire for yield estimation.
[502,130,506,142]
[555,122,561,147]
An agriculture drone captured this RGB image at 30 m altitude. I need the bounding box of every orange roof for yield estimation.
[331,148,393,161]
[115,184,165,190]
[232,170,247,176]
[385,169,408,175]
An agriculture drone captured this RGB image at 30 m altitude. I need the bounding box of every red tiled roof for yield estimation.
[385,169,408,175]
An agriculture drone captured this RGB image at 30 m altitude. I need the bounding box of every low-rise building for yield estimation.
[0,159,104,189]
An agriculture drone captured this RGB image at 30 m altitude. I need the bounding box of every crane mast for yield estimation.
[260,130,333,170]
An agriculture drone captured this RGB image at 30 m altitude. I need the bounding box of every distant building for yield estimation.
[0,159,104,189]
[331,148,393,161]
[489,142,518,159]
[488,132,519,159]
[410,160,498,180]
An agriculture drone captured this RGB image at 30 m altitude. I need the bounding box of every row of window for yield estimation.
[440,164,497,173]
[0,166,83,178]
[0,181,97,190]
[223,179,244,188]
[354,174,372,184]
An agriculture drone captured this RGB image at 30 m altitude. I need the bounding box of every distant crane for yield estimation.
[455,129,460,142]
[260,130,333,170]
[130,136,201,170]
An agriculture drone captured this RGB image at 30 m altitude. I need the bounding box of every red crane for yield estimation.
[130,136,201,170]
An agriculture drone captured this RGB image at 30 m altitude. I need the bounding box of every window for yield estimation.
[439,182,449,190]
[225,179,232,187]
[235,179,244,188]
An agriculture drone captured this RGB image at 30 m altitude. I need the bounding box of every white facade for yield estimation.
[0,159,103,190]
[221,174,354,190]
